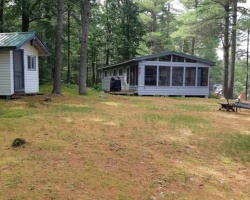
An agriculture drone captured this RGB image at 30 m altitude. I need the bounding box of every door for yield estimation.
[14,50,24,92]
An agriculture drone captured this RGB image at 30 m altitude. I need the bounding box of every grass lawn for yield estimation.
[0,84,249,200]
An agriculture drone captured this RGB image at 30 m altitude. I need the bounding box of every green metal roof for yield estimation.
[0,32,51,56]
[102,51,216,69]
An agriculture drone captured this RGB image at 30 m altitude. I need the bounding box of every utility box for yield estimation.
[110,76,121,91]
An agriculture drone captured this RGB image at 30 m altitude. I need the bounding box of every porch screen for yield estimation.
[197,67,208,86]
[185,67,196,86]
[145,66,157,86]
[172,67,183,86]
[158,66,170,86]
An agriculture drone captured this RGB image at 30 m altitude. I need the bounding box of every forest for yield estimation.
[0,0,249,98]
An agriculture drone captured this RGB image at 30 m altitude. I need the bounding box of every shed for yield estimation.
[0,32,51,97]
[101,51,216,97]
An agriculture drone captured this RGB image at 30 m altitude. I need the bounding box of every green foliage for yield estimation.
[210,60,223,86]
[92,83,102,92]
[39,63,52,84]
[209,92,220,99]
[234,60,247,97]
[104,0,145,62]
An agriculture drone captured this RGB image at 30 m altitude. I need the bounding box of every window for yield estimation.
[185,67,196,86]
[197,67,208,86]
[172,67,183,86]
[104,71,108,77]
[172,55,184,62]
[28,56,36,70]
[119,68,123,76]
[109,70,112,76]
[158,66,170,86]
[145,65,157,86]
[113,69,117,76]
[159,55,171,61]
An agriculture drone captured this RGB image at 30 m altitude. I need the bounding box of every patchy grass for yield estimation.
[0,109,34,118]
[0,85,249,200]
[220,133,250,163]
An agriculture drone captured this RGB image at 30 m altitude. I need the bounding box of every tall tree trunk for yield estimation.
[245,28,250,100]
[105,2,111,65]
[191,0,198,56]
[223,4,230,98]
[22,12,29,32]
[0,0,4,33]
[166,3,170,38]
[52,0,63,94]
[151,4,157,53]
[92,49,96,85]
[21,1,30,32]
[228,0,237,98]
[191,38,195,56]
[67,5,71,84]
[79,0,90,95]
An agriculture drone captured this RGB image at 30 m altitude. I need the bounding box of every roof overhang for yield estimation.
[101,51,216,70]
[0,32,51,56]
[31,35,51,56]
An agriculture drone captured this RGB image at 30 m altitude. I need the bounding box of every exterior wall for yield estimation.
[102,66,138,91]
[102,76,128,91]
[10,50,14,94]
[101,55,213,97]
[137,86,209,96]
[138,61,210,96]
[128,85,138,91]
[21,43,39,93]
[0,50,12,95]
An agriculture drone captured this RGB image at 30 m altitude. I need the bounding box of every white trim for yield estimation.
[27,55,36,71]
[141,61,210,68]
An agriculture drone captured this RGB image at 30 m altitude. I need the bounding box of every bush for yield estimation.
[39,65,52,84]
[209,92,221,99]
[92,83,102,91]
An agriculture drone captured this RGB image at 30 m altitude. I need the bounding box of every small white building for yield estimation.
[212,84,223,94]
[101,51,216,97]
[0,32,50,97]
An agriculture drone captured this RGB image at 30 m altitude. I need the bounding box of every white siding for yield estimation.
[137,86,209,96]
[10,51,14,94]
[102,77,111,91]
[21,43,39,93]
[102,76,128,91]
[0,50,12,95]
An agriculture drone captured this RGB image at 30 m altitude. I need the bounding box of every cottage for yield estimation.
[101,51,216,97]
[0,32,50,97]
